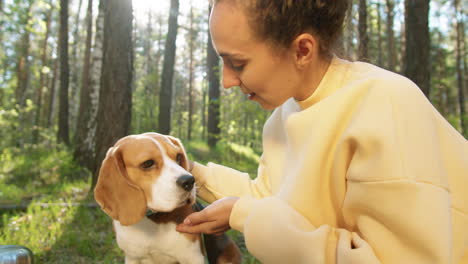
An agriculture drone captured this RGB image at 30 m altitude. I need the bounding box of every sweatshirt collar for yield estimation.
[295,56,349,110]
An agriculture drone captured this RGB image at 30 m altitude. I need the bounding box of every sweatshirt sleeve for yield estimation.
[230,180,452,264]
[191,158,271,203]
[229,78,467,263]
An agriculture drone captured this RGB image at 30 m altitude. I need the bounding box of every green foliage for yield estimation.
[0,104,89,204]
[0,122,261,263]
[0,101,34,148]
[0,103,121,262]
[0,183,23,204]
[219,88,270,153]
[0,196,123,263]
[0,137,123,263]
[1,1,465,263]
[186,140,261,176]
[0,142,86,184]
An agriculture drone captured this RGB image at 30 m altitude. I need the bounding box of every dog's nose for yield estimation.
[176,175,195,192]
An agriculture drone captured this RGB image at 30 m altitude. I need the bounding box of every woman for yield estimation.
[176,0,468,263]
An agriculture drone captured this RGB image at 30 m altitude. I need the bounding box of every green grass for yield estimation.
[1,195,122,263]
[0,139,261,263]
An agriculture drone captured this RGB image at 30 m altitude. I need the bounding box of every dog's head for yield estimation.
[94,132,195,226]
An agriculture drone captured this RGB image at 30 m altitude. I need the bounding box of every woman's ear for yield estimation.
[292,33,319,69]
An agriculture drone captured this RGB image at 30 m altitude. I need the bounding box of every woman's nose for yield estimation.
[222,65,241,89]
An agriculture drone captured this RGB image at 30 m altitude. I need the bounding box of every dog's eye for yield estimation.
[176,153,183,166]
[140,159,155,169]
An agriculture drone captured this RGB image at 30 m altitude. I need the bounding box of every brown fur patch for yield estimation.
[216,241,242,264]
[147,204,201,243]
[143,133,189,170]
[146,204,193,224]
[204,234,242,264]
[94,146,147,226]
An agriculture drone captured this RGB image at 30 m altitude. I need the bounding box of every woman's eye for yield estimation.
[176,154,183,166]
[227,59,245,72]
[141,160,155,169]
[232,64,244,72]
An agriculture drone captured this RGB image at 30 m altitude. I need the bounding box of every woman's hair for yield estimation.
[212,0,349,57]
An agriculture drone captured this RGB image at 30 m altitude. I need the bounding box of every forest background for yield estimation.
[0,0,466,263]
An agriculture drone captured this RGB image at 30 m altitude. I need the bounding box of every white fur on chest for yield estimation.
[114,218,204,264]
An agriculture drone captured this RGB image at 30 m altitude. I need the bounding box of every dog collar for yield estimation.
[146,209,158,217]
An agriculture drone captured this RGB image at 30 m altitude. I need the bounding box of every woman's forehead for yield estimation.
[209,1,258,57]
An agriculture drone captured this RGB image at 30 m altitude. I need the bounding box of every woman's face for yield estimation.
[209,1,300,110]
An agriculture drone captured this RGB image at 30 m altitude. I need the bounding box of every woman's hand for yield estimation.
[176,197,239,236]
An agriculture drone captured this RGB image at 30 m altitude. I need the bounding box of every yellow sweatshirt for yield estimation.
[192,57,468,263]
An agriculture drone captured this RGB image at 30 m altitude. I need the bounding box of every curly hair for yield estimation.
[211,0,349,57]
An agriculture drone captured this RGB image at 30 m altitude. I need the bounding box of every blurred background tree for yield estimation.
[0,0,466,262]
[0,0,465,188]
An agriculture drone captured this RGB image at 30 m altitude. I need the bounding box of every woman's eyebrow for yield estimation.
[218,52,245,59]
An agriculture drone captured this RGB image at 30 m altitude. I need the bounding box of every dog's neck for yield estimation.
[145,204,195,225]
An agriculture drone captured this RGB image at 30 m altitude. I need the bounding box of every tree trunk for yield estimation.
[70,0,83,132]
[386,0,396,72]
[202,84,207,140]
[463,14,468,122]
[46,58,59,128]
[15,1,33,107]
[0,0,4,104]
[58,0,70,145]
[377,3,383,67]
[158,0,179,135]
[74,0,94,166]
[0,0,4,44]
[207,5,221,148]
[33,3,54,143]
[142,11,156,131]
[187,4,194,141]
[344,0,355,59]
[403,0,430,97]
[433,32,448,117]
[454,0,466,134]
[92,0,133,186]
[82,0,104,171]
[358,0,368,61]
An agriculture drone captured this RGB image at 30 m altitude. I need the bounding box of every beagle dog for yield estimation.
[94,132,241,264]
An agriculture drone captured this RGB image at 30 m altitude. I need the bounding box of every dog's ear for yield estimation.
[94,146,146,226]
[167,136,189,171]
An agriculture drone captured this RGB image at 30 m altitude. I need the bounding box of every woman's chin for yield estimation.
[259,102,276,110]
[249,94,278,110]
